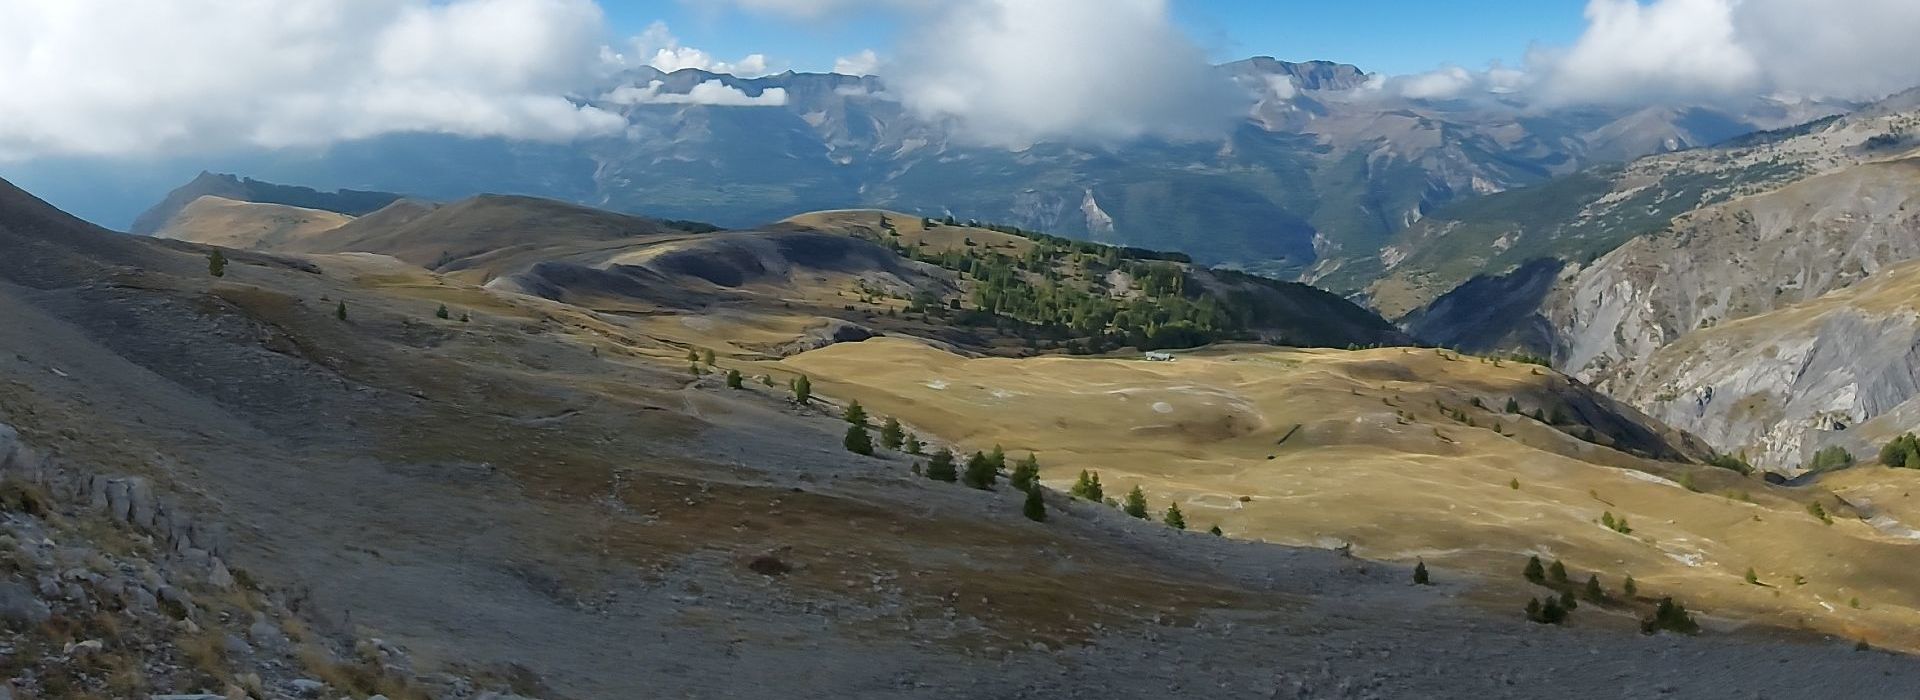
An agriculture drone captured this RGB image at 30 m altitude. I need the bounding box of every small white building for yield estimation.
[1144,351,1175,362]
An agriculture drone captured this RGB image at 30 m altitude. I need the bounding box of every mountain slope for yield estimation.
[1364,92,1917,317]
[129,171,401,235]
[1605,255,1920,471]
[152,195,354,249]
[19,176,1920,695]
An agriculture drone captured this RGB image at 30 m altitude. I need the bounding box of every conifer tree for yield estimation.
[1023,486,1046,522]
[1413,560,1431,585]
[1122,486,1149,519]
[459,312,470,323]
[791,375,812,404]
[1071,470,1104,501]
[1623,575,1638,598]
[687,348,700,362]
[725,369,743,389]
[843,424,873,455]
[986,444,1006,472]
[1509,477,1520,490]
[1505,397,1521,414]
[1744,567,1759,585]
[1549,559,1569,585]
[1525,597,1542,621]
[962,452,996,489]
[700,348,716,365]
[336,301,348,321]
[1559,589,1578,611]
[689,363,703,377]
[1524,555,1545,584]
[879,418,905,450]
[1007,453,1038,491]
[843,400,868,426]
[208,249,228,277]
[910,461,922,477]
[904,432,923,455]
[1163,502,1186,530]
[926,449,957,482]
[1584,574,1604,601]
[436,304,450,320]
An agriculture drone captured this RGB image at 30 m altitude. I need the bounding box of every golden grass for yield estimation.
[778,338,1920,650]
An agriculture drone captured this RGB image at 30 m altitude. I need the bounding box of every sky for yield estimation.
[609,1,1591,77]
[2,0,1919,162]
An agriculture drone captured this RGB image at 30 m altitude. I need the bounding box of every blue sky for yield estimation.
[606,1,1592,77]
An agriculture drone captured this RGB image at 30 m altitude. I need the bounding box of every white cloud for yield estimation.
[615,21,778,77]
[1535,0,1920,105]
[887,0,1246,147]
[833,50,883,77]
[603,80,789,107]
[0,0,630,161]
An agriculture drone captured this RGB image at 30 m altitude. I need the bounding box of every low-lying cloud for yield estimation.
[886,0,1247,147]
[603,80,789,107]
[0,0,629,161]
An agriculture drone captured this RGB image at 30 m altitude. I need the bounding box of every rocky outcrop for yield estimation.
[1552,156,1920,387]
[1602,261,1920,471]
[0,419,532,698]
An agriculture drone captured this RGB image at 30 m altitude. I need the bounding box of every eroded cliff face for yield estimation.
[1551,157,1920,393]
[1595,260,1920,471]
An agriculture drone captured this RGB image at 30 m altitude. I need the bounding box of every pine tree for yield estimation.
[700,348,716,365]
[1071,470,1104,501]
[904,432,923,455]
[1208,525,1223,536]
[1162,502,1186,530]
[1584,574,1604,601]
[843,400,868,426]
[1558,590,1579,612]
[1509,477,1520,490]
[986,444,1006,472]
[1413,560,1431,585]
[910,461,922,477]
[791,375,812,404]
[962,452,996,490]
[926,449,957,482]
[1623,575,1638,598]
[1549,559,1569,585]
[725,369,743,389]
[1023,486,1046,522]
[1505,397,1521,414]
[1122,486,1149,519]
[1010,453,1040,492]
[1524,555,1546,584]
[687,348,700,362]
[843,424,873,455]
[879,418,905,451]
[1525,597,1542,621]
[436,304,450,320]
[1602,511,1616,530]
[208,249,228,277]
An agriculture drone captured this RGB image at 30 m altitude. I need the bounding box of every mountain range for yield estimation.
[7,58,1847,286]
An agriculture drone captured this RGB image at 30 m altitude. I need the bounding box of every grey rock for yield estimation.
[287,678,327,697]
[0,582,50,625]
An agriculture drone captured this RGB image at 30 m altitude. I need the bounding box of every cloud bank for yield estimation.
[0,0,629,161]
[886,0,1246,147]
[1532,0,1920,105]
[603,81,789,107]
